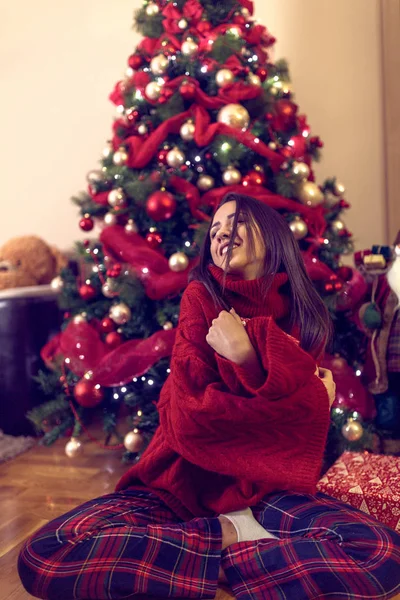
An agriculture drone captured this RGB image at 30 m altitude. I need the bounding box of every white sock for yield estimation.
[221,507,278,542]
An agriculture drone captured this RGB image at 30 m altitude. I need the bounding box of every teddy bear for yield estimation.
[0,236,67,291]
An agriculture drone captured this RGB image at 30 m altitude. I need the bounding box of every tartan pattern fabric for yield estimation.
[18,488,400,600]
[387,308,400,372]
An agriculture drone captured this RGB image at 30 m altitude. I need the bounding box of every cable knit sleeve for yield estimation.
[157,283,330,491]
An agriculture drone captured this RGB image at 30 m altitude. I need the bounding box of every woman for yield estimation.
[18,194,400,599]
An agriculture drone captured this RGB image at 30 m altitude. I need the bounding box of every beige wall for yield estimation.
[0,0,385,251]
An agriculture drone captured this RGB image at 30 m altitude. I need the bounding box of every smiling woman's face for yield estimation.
[209,201,266,280]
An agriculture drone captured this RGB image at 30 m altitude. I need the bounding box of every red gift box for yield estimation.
[317,451,400,531]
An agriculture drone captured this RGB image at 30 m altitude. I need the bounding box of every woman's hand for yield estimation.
[315,367,336,407]
[206,308,255,365]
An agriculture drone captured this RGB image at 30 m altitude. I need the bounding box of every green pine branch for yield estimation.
[134,8,163,38]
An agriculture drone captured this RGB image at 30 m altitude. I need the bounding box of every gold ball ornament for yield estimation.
[331,219,346,234]
[169,252,189,272]
[333,181,346,196]
[297,181,324,207]
[272,80,292,95]
[73,313,87,324]
[216,69,234,88]
[163,321,174,330]
[197,175,215,192]
[108,188,126,208]
[104,212,118,226]
[109,302,132,325]
[222,166,242,185]
[217,104,250,130]
[289,217,308,240]
[180,121,195,141]
[125,219,138,234]
[86,170,103,184]
[138,123,148,136]
[342,418,363,442]
[124,429,145,453]
[50,276,64,292]
[145,81,162,101]
[241,6,250,18]
[248,73,262,87]
[65,438,83,458]
[113,147,129,166]
[291,162,310,183]
[181,38,198,57]
[102,142,113,159]
[167,147,185,168]
[150,54,169,76]
[178,18,188,30]
[102,279,119,298]
[145,2,159,16]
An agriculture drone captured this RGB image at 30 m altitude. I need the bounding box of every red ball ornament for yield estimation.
[128,54,143,70]
[157,149,169,165]
[146,232,163,249]
[106,264,122,278]
[79,284,97,301]
[126,110,139,123]
[105,331,123,349]
[310,136,324,148]
[289,135,307,160]
[146,191,177,221]
[274,99,298,131]
[233,14,246,26]
[242,170,266,187]
[256,67,268,82]
[265,112,273,121]
[180,82,196,101]
[64,311,71,320]
[100,317,115,333]
[83,240,90,248]
[74,379,104,408]
[79,216,94,232]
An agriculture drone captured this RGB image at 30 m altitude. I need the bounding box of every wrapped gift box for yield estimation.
[317,451,400,531]
[0,286,62,436]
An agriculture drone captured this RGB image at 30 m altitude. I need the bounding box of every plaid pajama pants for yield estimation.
[18,488,400,600]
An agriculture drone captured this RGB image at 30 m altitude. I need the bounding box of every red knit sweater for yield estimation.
[116,266,330,519]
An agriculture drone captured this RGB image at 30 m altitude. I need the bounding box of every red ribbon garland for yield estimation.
[118,94,284,173]
[100,226,195,300]
[91,328,176,387]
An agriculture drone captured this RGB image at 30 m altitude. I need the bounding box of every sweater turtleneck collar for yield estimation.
[208,264,291,321]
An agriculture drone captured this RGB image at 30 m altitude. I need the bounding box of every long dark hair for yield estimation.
[190,193,332,355]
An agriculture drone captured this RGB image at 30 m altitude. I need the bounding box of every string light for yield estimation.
[148,380,154,386]
[114,393,119,400]
[121,387,127,393]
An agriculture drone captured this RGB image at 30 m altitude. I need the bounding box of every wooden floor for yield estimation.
[0,434,128,600]
[0,435,234,600]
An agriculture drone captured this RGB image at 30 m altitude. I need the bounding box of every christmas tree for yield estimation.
[29,0,372,461]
